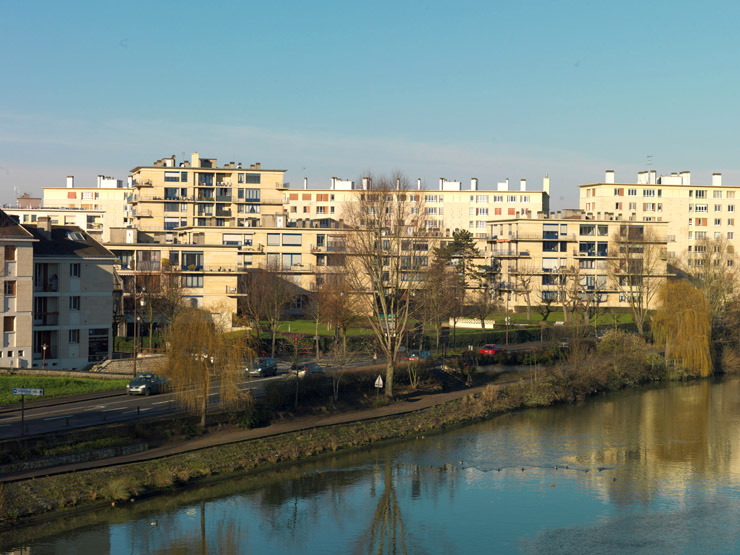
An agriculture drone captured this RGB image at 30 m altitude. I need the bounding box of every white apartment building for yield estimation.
[580,170,738,266]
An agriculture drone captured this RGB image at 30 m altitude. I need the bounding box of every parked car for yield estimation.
[479,344,500,356]
[246,357,278,377]
[127,373,168,396]
[595,331,605,341]
[294,362,325,378]
[559,337,571,349]
[404,350,432,361]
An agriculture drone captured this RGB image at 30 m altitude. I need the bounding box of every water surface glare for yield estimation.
[5,377,740,554]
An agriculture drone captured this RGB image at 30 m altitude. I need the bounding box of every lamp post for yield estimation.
[41,343,47,369]
[132,292,145,378]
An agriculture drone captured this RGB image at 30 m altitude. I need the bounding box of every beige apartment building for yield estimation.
[487,211,670,311]
[0,211,35,368]
[580,170,738,267]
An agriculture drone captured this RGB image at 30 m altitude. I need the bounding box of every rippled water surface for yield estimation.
[5,377,740,554]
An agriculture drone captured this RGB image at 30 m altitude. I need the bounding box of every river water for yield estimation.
[5,377,740,554]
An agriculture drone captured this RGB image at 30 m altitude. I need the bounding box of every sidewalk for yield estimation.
[0,384,488,483]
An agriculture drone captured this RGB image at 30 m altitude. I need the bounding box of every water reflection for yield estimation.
[5,377,740,554]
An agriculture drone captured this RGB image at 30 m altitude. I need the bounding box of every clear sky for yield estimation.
[3,0,740,209]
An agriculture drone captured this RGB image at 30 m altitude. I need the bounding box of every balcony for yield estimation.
[215,195,232,202]
[134,180,153,188]
[136,209,152,217]
[34,312,59,326]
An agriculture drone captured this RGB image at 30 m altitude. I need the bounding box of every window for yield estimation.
[628,189,637,196]
[714,190,723,198]
[282,234,302,246]
[729,219,735,226]
[476,195,488,203]
[476,208,488,216]
[729,232,735,240]
[615,202,623,210]
[729,205,735,213]
[69,263,80,277]
[715,218,722,226]
[728,191,736,199]
[4,246,15,261]
[245,174,261,184]
[508,195,517,203]
[69,296,80,310]
[494,208,502,215]
[493,195,503,202]
[164,171,180,182]
[69,329,79,344]
[267,233,280,246]
[695,190,707,199]
[238,173,244,184]
[3,281,15,296]
[508,208,515,215]
[243,189,260,202]
[316,206,327,214]
[715,204,722,212]
[181,275,204,288]
[629,202,636,211]
[4,316,14,332]
[425,195,437,203]
[643,189,655,197]
[696,231,707,240]
[695,204,708,213]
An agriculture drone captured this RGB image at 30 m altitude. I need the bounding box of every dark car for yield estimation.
[479,344,500,356]
[294,362,325,378]
[246,357,278,377]
[127,373,168,396]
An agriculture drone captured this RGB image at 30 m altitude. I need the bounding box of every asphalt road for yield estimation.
[0,373,286,440]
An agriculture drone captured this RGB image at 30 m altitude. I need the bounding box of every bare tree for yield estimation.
[240,262,299,357]
[419,252,456,351]
[342,174,431,398]
[514,261,538,321]
[161,307,251,427]
[608,225,667,335]
[676,237,738,333]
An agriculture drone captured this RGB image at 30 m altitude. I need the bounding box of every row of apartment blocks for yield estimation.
[0,211,116,370]
[5,153,733,327]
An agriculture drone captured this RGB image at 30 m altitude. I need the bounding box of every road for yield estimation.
[0,373,286,441]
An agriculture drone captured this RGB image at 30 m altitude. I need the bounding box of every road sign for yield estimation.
[12,388,44,396]
[374,376,384,389]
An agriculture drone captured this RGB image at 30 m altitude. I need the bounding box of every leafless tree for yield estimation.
[342,173,431,398]
[240,261,300,357]
[608,225,667,335]
[419,252,456,350]
[514,261,538,321]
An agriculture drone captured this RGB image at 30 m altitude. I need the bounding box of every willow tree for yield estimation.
[652,280,712,377]
[343,174,431,398]
[161,307,251,427]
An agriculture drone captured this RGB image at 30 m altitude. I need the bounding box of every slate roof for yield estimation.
[22,225,115,259]
[0,209,34,239]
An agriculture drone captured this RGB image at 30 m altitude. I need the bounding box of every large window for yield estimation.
[4,246,15,261]
[182,252,203,271]
[3,316,14,332]
[164,171,180,182]
[182,275,204,288]
[267,234,280,246]
[69,329,79,344]
[245,174,261,184]
[282,234,302,246]
[69,296,80,310]
[3,281,15,296]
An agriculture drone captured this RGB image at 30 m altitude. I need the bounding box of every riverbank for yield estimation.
[0,342,717,529]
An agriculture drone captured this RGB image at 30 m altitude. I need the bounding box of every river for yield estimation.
[4,377,740,554]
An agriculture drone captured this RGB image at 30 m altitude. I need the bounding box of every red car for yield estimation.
[479,344,500,356]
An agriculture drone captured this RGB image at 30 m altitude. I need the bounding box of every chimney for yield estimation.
[680,171,690,185]
[713,173,722,186]
[331,177,336,190]
[237,162,242,169]
[605,170,615,184]
[439,178,444,191]
[127,176,133,188]
[396,177,400,190]
[520,179,527,191]
[649,170,656,185]
[191,152,200,168]
[362,177,370,190]
[39,216,52,233]
[542,175,550,195]
[471,178,478,191]
[66,176,74,188]
[255,162,261,169]
[303,177,308,190]
[417,178,421,190]
[250,164,255,169]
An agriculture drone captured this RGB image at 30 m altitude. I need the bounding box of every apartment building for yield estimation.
[0,210,35,368]
[24,217,116,370]
[487,211,670,311]
[286,175,550,240]
[580,170,738,267]
[95,152,552,326]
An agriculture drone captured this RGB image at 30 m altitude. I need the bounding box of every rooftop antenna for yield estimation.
[13,186,19,206]
[646,155,653,167]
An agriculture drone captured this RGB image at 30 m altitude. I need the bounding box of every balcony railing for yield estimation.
[33,311,59,326]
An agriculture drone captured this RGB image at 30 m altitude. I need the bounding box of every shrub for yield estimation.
[100,478,134,501]
[238,402,273,429]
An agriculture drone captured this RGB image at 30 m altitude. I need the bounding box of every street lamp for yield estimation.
[132,292,146,378]
[41,343,47,369]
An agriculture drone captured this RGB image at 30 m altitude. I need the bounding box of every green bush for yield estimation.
[238,402,273,429]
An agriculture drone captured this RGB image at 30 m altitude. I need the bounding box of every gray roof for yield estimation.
[23,225,115,259]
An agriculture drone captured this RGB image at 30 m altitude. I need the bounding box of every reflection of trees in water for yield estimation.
[356,459,407,555]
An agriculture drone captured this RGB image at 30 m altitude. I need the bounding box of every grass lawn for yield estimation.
[0,376,129,406]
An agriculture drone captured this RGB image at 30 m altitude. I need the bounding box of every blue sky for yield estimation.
[2,0,740,208]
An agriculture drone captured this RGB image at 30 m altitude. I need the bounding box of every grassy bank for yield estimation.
[0,376,128,407]
[0,330,705,529]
